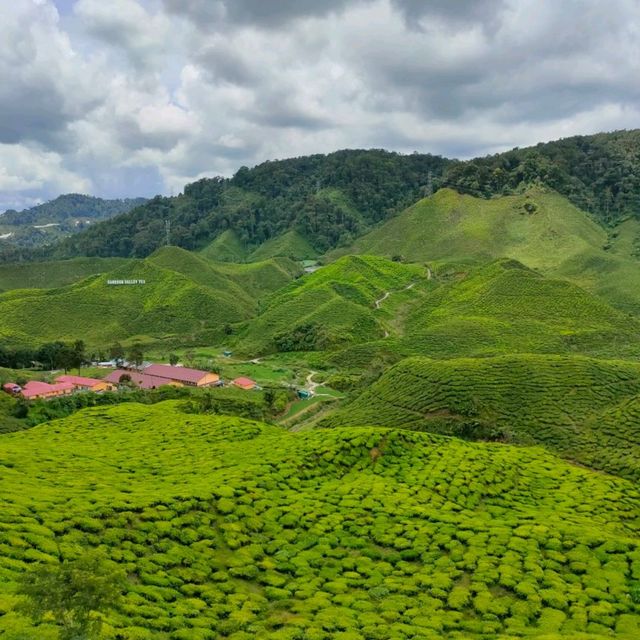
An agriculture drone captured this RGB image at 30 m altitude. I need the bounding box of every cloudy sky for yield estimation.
[1,0,639,211]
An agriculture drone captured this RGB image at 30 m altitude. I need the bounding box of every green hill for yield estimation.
[323,353,640,482]
[346,187,640,313]
[249,230,318,261]
[0,249,300,347]
[199,229,248,262]
[235,255,426,355]
[36,150,448,261]
[1,402,639,638]
[402,259,640,359]
[0,257,130,292]
[440,129,640,225]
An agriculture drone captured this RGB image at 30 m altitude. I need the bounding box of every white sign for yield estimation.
[107,279,146,285]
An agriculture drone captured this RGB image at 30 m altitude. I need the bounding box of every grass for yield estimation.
[343,187,640,314]
[322,353,640,482]
[199,229,248,262]
[0,401,639,639]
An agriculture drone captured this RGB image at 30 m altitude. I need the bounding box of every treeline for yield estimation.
[18,150,449,261]
[0,340,88,372]
[440,129,640,225]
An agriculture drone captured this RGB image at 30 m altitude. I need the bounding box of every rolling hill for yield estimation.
[344,187,640,313]
[0,401,639,639]
[0,248,300,347]
[322,353,640,482]
[403,259,640,360]
[235,255,427,355]
[0,257,130,291]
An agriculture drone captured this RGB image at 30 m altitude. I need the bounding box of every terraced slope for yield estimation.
[1,402,639,639]
[346,187,640,313]
[0,257,130,291]
[236,255,426,355]
[404,259,640,359]
[323,353,640,482]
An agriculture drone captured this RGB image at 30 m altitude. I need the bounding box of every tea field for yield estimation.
[322,353,640,482]
[1,401,639,639]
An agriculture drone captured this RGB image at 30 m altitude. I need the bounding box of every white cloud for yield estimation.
[1,0,640,210]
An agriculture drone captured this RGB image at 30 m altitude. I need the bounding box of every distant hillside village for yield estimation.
[2,363,259,401]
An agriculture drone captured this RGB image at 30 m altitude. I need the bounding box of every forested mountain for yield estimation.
[4,130,640,264]
[440,129,640,225]
[37,150,450,260]
[0,194,147,226]
[0,194,147,257]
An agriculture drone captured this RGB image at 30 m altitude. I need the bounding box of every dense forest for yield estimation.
[0,194,147,257]
[440,130,640,225]
[23,150,450,260]
[4,130,640,263]
[0,194,148,226]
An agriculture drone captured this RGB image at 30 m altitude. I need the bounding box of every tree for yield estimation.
[128,344,144,369]
[18,551,126,640]
[169,353,179,366]
[71,340,86,372]
[109,343,125,366]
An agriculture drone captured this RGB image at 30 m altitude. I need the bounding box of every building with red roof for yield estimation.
[20,380,74,401]
[143,364,220,387]
[232,376,258,390]
[104,370,184,390]
[3,382,21,395]
[55,375,115,393]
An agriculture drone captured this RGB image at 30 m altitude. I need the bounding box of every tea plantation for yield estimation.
[1,401,639,639]
[235,255,426,355]
[322,353,640,482]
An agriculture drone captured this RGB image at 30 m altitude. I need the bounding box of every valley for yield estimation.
[2,133,640,639]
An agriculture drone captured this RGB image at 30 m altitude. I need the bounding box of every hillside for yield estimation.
[0,401,639,639]
[0,194,147,256]
[199,229,248,262]
[32,150,448,262]
[402,259,640,360]
[346,188,640,313]
[0,249,300,347]
[249,229,318,261]
[323,353,640,481]
[0,257,130,291]
[235,255,426,355]
[440,129,640,225]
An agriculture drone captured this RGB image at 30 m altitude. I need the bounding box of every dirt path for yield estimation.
[426,266,432,280]
[306,371,320,394]
[374,281,416,310]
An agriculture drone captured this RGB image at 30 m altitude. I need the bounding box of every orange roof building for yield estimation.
[55,375,115,393]
[20,380,74,401]
[232,376,257,390]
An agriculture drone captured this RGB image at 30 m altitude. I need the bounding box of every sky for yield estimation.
[1,0,639,212]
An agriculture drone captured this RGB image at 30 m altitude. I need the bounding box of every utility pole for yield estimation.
[426,170,434,197]
[165,219,171,246]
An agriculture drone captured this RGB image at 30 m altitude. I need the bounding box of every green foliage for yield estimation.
[17,550,126,640]
[236,255,424,355]
[0,247,300,347]
[27,150,448,261]
[0,401,639,638]
[346,187,640,314]
[323,353,640,481]
[0,194,146,258]
[440,129,640,225]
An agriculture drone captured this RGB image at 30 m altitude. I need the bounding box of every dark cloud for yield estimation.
[163,0,354,28]
[392,0,506,29]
